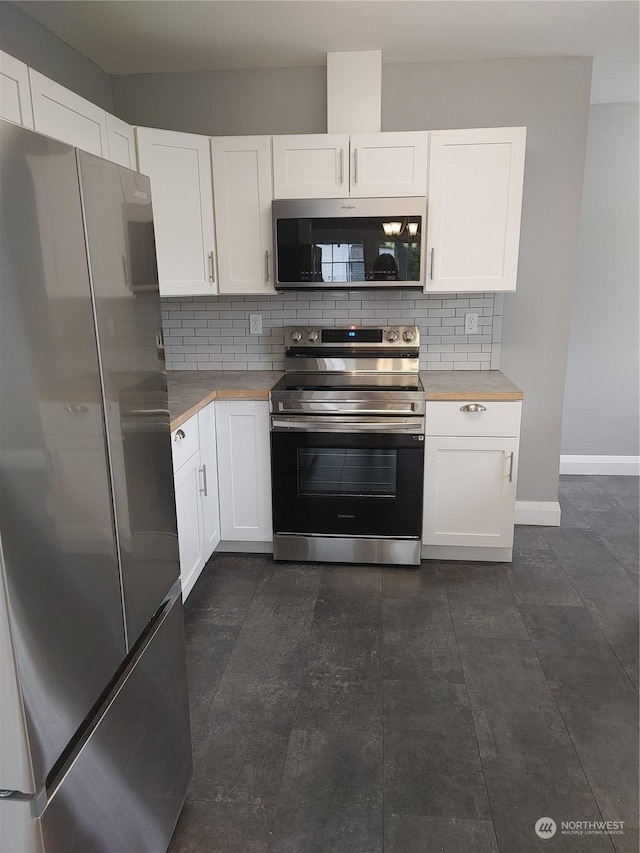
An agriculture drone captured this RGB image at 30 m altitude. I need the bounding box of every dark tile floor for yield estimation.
[169,475,639,853]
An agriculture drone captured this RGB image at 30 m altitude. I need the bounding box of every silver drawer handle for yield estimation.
[173,429,186,441]
[460,404,487,413]
[65,404,89,415]
[199,464,208,497]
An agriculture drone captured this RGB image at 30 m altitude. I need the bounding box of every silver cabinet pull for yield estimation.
[65,404,89,415]
[338,148,344,185]
[199,464,208,496]
[173,429,186,442]
[264,250,270,282]
[460,404,487,413]
[507,451,515,483]
[430,248,435,280]
[208,251,215,283]
[353,148,359,184]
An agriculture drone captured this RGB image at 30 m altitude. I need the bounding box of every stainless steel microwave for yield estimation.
[272,197,427,290]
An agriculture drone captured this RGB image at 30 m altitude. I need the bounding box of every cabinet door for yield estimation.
[0,51,34,128]
[136,127,216,297]
[216,400,272,541]
[272,134,349,199]
[29,68,108,156]
[173,449,205,598]
[350,132,429,197]
[423,436,519,548]
[211,136,275,294]
[425,127,526,292]
[106,113,136,169]
[198,403,221,560]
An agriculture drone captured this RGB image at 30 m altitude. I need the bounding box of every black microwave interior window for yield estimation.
[275,216,422,283]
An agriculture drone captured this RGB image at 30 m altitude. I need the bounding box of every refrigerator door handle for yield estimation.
[155,327,165,361]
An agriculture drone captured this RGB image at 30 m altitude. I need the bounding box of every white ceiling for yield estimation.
[15,0,640,103]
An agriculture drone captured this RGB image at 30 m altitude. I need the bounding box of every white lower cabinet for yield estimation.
[215,400,272,542]
[423,401,521,556]
[198,403,221,558]
[171,404,220,599]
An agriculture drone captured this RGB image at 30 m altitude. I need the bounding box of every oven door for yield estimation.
[271,418,424,539]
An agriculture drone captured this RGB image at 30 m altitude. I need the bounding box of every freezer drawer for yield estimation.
[39,595,192,852]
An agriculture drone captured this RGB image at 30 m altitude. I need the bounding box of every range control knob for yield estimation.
[307,330,319,343]
[290,330,302,342]
[386,330,399,343]
[403,329,415,343]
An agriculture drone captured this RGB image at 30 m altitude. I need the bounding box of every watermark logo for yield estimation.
[535,817,557,839]
[535,816,625,840]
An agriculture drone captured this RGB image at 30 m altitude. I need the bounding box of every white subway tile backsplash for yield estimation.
[162,291,500,371]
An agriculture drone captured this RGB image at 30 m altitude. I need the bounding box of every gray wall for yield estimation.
[112,57,593,503]
[113,67,326,135]
[561,102,639,456]
[0,1,113,110]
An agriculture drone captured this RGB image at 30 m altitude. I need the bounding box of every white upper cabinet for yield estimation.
[0,51,34,128]
[272,131,429,199]
[136,127,217,297]
[349,132,429,197]
[106,113,136,170]
[272,134,349,199]
[29,68,108,157]
[425,126,527,293]
[210,135,275,294]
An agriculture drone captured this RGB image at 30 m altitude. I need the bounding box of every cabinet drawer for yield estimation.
[426,401,521,437]
[171,415,199,472]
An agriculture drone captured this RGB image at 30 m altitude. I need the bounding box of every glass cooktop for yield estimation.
[272,373,424,393]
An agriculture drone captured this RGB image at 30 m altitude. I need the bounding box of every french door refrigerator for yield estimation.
[0,119,192,852]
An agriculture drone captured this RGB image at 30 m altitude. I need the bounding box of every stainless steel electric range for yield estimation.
[269,326,425,566]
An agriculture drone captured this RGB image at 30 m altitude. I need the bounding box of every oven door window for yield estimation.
[298,447,397,498]
[271,431,423,538]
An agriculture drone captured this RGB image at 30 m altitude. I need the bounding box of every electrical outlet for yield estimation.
[464,312,479,335]
[249,314,263,335]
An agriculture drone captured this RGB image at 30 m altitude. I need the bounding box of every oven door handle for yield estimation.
[270,417,425,434]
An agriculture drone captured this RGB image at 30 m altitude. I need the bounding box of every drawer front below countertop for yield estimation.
[426,401,522,437]
[171,416,199,472]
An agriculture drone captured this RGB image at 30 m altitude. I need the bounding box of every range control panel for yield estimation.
[285,326,419,348]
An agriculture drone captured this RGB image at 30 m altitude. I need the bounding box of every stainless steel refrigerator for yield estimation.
[0,119,192,852]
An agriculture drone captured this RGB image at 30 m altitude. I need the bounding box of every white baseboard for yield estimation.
[515,501,562,526]
[560,455,640,476]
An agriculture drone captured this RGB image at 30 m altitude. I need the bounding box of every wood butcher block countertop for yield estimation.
[168,369,523,431]
[420,370,524,402]
[168,370,283,430]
